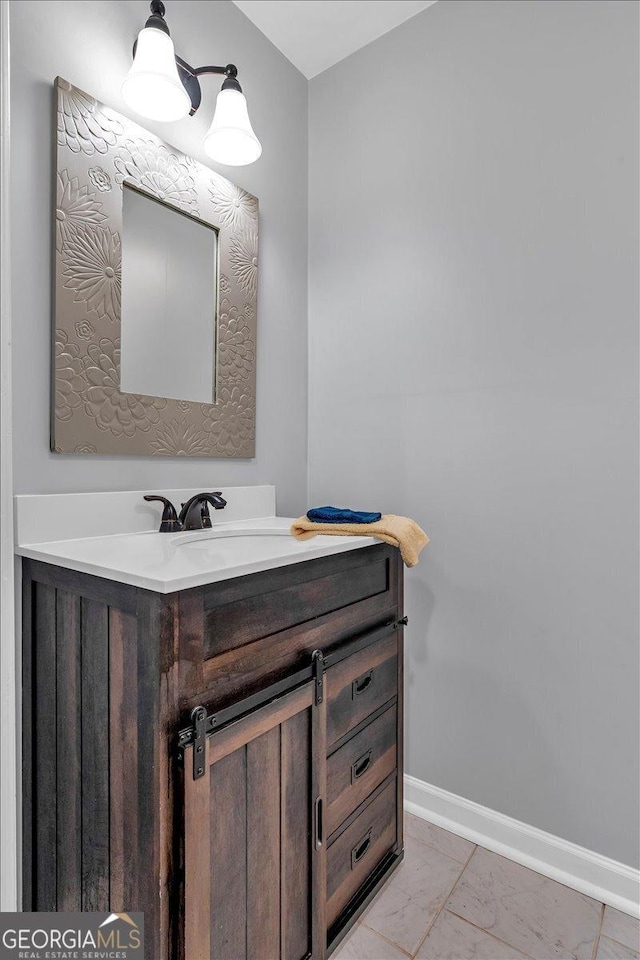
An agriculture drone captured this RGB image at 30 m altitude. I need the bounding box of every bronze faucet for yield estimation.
[144,492,227,532]
[178,492,227,531]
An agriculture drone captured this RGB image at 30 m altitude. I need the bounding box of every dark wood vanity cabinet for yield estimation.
[22,543,405,959]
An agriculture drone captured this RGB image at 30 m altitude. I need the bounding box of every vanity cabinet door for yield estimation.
[183,681,326,960]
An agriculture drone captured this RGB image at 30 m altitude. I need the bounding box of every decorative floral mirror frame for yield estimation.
[53,77,258,457]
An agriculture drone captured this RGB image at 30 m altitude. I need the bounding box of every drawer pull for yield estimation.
[352,670,373,698]
[351,828,373,868]
[351,749,373,783]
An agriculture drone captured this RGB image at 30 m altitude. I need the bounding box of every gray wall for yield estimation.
[10,0,308,516]
[309,0,639,865]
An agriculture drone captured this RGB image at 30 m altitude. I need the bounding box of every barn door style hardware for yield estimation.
[179,649,326,780]
[312,649,325,705]
[190,706,207,780]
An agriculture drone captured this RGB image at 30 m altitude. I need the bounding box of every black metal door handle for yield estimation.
[351,750,373,783]
[352,670,373,698]
[351,828,373,868]
[314,796,323,850]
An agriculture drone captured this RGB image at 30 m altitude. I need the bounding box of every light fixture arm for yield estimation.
[175,60,242,116]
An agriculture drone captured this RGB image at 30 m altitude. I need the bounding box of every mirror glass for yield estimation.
[120,184,218,404]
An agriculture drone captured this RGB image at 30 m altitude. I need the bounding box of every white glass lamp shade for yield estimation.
[122,27,191,122]
[203,88,262,166]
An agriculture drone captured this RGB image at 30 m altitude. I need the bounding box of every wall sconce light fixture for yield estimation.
[122,0,262,166]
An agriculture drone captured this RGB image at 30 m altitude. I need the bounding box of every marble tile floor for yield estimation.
[333,813,640,960]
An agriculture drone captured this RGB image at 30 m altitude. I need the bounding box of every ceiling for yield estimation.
[232,0,438,79]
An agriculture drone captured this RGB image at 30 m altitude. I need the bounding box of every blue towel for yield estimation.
[307,506,382,525]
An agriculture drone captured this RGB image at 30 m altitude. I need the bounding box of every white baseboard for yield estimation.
[404,774,640,920]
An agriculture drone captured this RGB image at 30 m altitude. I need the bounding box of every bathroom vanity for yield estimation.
[18,487,405,960]
[39,71,407,959]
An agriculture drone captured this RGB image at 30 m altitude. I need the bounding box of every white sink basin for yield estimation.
[172,528,292,546]
[171,524,308,563]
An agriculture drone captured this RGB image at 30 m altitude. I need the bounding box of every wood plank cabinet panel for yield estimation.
[33,580,57,911]
[204,554,389,657]
[210,749,248,959]
[55,589,82,910]
[108,607,139,912]
[281,708,312,960]
[22,563,176,960]
[80,597,110,912]
[247,726,281,960]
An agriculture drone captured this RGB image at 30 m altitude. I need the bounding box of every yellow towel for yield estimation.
[290,514,429,568]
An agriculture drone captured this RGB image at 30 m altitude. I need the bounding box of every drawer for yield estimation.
[326,778,397,927]
[201,545,394,659]
[179,544,401,709]
[327,704,397,836]
[326,633,398,746]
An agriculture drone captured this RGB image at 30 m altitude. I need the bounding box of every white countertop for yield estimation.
[14,488,375,593]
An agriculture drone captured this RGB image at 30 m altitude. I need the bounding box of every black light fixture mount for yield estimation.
[123,0,262,165]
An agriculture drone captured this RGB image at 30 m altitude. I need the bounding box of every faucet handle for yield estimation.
[210,491,227,509]
[201,493,225,527]
[144,495,182,533]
